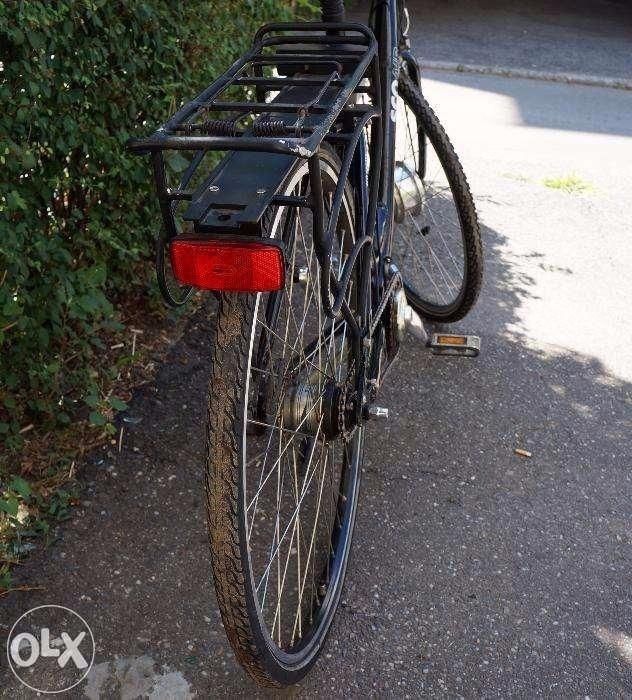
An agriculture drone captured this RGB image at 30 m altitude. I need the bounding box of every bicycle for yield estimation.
[128,0,483,687]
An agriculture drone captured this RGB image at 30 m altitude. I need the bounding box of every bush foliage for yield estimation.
[0,0,305,453]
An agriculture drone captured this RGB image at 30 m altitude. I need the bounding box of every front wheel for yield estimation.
[205,148,363,687]
[393,72,483,322]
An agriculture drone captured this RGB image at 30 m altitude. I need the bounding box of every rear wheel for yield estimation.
[205,147,363,686]
[394,72,483,322]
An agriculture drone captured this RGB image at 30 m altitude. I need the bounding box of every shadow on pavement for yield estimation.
[385,0,632,87]
[1,217,631,697]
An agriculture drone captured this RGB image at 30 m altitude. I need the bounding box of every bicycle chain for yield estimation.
[337,360,357,442]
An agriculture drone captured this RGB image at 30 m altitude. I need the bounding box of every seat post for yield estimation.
[320,0,345,23]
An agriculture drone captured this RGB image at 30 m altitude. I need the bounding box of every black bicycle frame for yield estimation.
[127,0,410,417]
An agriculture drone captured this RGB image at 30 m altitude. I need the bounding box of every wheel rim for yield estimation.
[241,156,362,664]
[393,95,467,312]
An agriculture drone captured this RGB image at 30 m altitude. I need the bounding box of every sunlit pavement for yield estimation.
[2,4,632,698]
[421,70,632,384]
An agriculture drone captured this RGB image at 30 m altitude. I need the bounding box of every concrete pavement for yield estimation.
[2,4,632,697]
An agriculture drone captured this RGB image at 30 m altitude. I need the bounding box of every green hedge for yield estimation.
[0,1,310,453]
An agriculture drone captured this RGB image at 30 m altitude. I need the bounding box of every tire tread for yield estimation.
[398,72,483,322]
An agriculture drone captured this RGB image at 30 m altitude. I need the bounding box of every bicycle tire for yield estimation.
[205,147,364,687]
[395,72,483,322]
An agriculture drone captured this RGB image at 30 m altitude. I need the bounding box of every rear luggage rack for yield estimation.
[126,22,378,159]
[127,22,381,312]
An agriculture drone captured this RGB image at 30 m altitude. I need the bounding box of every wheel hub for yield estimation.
[393,161,424,223]
[282,375,356,441]
[282,382,322,435]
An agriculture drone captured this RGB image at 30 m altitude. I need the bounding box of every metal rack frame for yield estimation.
[127,7,404,417]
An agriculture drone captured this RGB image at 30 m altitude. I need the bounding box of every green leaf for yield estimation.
[165,151,189,173]
[12,28,25,45]
[109,396,128,411]
[9,477,32,500]
[0,497,19,517]
[5,374,18,390]
[6,190,27,211]
[20,150,37,169]
[27,31,44,51]
[89,411,107,427]
[85,393,100,409]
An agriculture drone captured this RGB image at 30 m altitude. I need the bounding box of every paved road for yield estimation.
[3,9,632,700]
[354,0,632,81]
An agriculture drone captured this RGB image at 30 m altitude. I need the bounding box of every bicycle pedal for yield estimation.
[429,333,480,357]
[367,405,389,420]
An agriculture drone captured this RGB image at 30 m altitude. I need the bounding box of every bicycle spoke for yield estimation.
[256,417,325,595]
[291,447,329,646]
[246,385,328,515]
[399,223,448,303]
[393,91,473,309]
[238,156,362,655]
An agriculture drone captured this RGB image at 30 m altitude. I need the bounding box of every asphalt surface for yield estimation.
[354,0,632,82]
[2,4,632,698]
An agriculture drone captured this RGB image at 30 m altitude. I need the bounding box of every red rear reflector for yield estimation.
[170,239,285,292]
